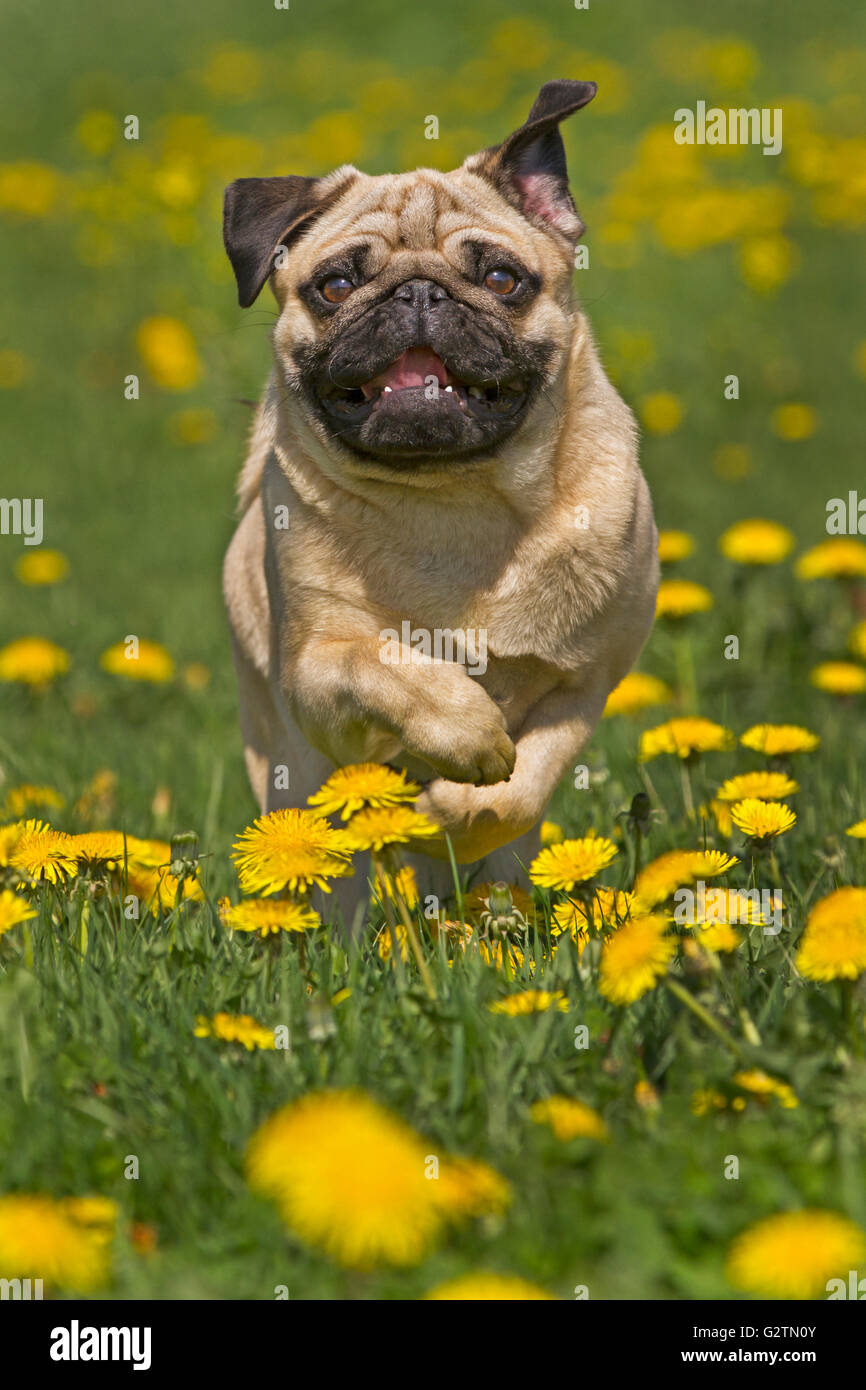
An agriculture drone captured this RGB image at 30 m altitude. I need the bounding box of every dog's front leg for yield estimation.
[412,679,610,863]
[288,636,517,787]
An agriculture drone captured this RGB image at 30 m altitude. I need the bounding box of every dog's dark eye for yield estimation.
[320,275,354,304]
[485,267,518,296]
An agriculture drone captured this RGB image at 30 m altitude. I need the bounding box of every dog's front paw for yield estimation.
[412,776,532,862]
[400,679,515,786]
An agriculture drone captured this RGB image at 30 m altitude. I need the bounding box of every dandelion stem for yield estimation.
[680,759,696,821]
[371,854,404,985]
[674,631,698,713]
[630,825,643,891]
[385,851,436,1001]
[664,977,745,1060]
[445,834,465,925]
[840,980,862,1057]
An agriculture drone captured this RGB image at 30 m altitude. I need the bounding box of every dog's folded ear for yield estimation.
[223,171,354,307]
[464,79,597,242]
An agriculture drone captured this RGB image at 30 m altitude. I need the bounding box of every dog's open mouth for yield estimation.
[319,348,527,422]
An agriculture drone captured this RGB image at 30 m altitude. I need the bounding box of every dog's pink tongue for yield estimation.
[364,348,448,396]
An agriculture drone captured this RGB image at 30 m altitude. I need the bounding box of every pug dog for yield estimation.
[222,79,659,926]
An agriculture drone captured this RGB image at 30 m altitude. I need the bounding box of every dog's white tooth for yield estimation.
[444,384,453,393]
[383,385,392,393]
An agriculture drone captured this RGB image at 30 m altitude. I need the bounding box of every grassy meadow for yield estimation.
[1,0,866,1300]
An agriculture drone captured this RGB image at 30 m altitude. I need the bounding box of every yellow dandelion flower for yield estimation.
[60,1195,118,1240]
[530,1095,608,1142]
[733,1070,798,1109]
[657,529,695,563]
[640,391,683,435]
[468,938,527,973]
[232,809,353,895]
[551,888,634,941]
[529,835,618,891]
[849,621,866,662]
[796,537,866,580]
[689,885,767,926]
[122,836,171,870]
[719,518,795,565]
[0,636,69,686]
[0,1194,111,1290]
[771,402,817,441]
[343,805,440,852]
[796,887,866,981]
[740,723,819,756]
[246,1090,495,1268]
[100,639,174,683]
[634,848,739,913]
[716,771,798,802]
[0,161,60,217]
[308,762,420,819]
[634,1079,660,1110]
[14,549,69,586]
[68,832,128,867]
[9,819,77,884]
[633,850,710,911]
[539,819,564,846]
[846,820,866,838]
[639,717,734,762]
[655,578,714,619]
[691,1087,727,1116]
[0,889,36,936]
[603,671,672,717]
[726,1211,865,1300]
[424,1272,555,1300]
[696,922,743,952]
[730,798,796,843]
[372,863,419,910]
[599,915,676,1005]
[218,896,321,936]
[739,233,797,293]
[2,784,64,818]
[437,1158,511,1217]
[489,989,568,1016]
[136,315,201,391]
[0,821,25,867]
[376,922,410,963]
[810,661,866,695]
[194,1012,275,1051]
[125,862,202,913]
[706,798,733,837]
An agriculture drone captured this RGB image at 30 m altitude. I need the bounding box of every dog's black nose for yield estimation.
[392,279,450,310]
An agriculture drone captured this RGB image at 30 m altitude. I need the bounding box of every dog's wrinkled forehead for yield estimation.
[224,79,597,308]
[285,167,561,284]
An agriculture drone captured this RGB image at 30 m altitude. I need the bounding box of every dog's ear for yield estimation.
[223,171,354,307]
[464,79,597,241]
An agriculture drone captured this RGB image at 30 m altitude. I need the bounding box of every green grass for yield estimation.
[1,0,866,1300]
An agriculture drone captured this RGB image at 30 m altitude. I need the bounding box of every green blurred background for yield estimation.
[1,0,864,840]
